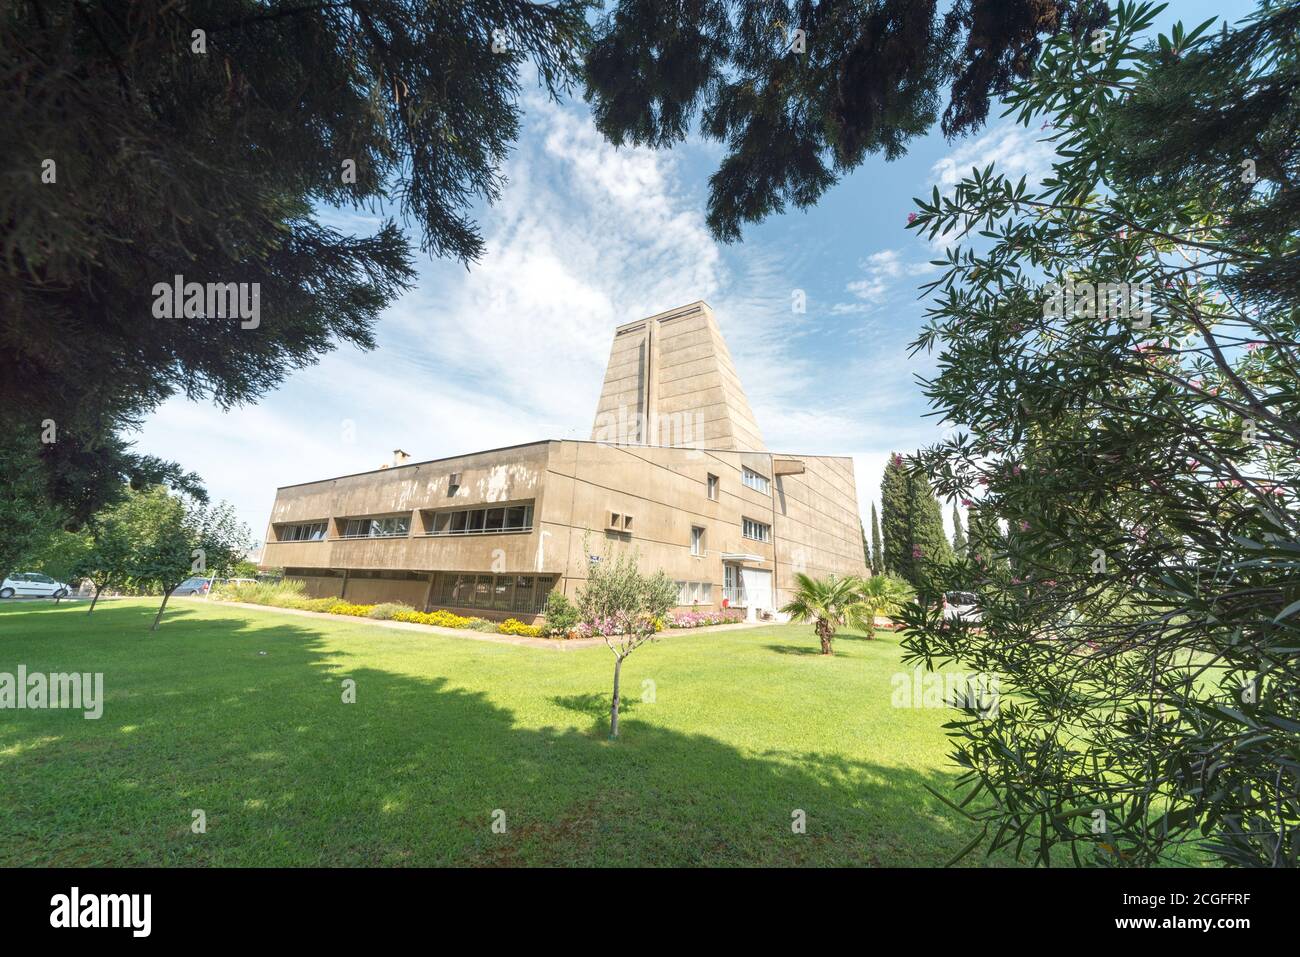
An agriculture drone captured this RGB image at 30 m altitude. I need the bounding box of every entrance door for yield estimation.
[740,568,773,622]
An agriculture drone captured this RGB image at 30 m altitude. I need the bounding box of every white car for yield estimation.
[942,591,981,623]
[1,572,73,599]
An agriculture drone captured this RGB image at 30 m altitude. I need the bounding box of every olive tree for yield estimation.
[576,544,677,739]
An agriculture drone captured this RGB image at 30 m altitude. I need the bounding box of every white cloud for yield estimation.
[831,248,937,315]
[930,121,1057,190]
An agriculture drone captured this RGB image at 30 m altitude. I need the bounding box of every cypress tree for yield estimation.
[880,454,911,581]
[951,503,967,556]
[870,502,884,577]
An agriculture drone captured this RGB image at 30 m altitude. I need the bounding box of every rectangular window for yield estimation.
[742,517,771,542]
[534,576,556,613]
[691,526,705,556]
[278,521,326,542]
[493,576,512,610]
[340,516,408,539]
[425,502,534,535]
[675,581,713,604]
[513,576,534,613]
[707,474,719,500]
[742,467,770,494]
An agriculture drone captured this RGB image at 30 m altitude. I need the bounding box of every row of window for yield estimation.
[742,517,771,542]
[428,504,533,536]
[342,516,410,539]
[435,573,555,615]
[278,521,327,542]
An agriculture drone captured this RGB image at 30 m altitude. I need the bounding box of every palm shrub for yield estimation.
[848,575,916,639]
[779,573,863,655]
[904,3,1300,866]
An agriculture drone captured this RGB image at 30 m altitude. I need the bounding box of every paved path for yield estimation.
[198,599,767,651]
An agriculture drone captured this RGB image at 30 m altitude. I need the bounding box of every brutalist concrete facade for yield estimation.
[261,302,867,623]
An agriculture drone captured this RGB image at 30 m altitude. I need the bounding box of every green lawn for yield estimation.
[0,599,1001,867]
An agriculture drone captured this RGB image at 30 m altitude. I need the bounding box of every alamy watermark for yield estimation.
[593,403,706,449]
[1043,280,1154,328]
[152,275,260,329]
[0,667,103,719]
[891,666,1000,718]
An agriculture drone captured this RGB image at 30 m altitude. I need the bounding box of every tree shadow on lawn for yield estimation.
[763,644,850,657]
[0,602,999,867]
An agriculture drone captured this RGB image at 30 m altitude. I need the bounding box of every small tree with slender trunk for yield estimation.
[132,493,249,631]
[575,542,676,739]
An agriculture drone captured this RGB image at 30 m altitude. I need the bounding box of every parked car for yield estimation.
[942,591,981,622]
[172,577,212,596]
[0,572,72,599]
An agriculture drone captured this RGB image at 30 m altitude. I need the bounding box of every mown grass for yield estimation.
[0,598,1012,866]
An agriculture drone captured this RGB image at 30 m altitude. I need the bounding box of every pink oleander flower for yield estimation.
[892,453,904,466]
[1011,577,1022,585]
[907,212,918,224]
[1019,521,1030,531]
[961,498,974,507]
[912,546,924,559]
[1246,341,1262,351]
[978,476,990,486]
[1011,465,1022,476]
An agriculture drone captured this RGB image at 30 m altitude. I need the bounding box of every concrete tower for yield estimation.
[590,301,766,451]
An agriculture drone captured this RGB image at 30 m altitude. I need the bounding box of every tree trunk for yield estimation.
[151,588,173,632]
[88,584,103,614]
[818,620,833,655]
[609,654,624,739]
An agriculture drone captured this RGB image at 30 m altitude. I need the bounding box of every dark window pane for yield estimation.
[505,506,527,529]
[468,510,485,532]
[485,508,505,531]
[513,576,534,612]
[450,511,468,532]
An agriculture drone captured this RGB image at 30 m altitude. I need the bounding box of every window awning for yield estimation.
[720,552,765,564]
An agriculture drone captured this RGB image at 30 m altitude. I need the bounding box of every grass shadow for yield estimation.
[0,599,1006,867]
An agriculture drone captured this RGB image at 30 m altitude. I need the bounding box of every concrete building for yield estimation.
[261,302,867,623]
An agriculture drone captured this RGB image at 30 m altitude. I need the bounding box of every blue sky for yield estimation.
[132,1,1249,545]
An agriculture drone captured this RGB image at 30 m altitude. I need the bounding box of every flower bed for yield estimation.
[217,581,544,636]
[667,610,746,629]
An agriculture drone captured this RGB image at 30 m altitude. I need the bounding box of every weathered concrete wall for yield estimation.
[590,302,766,451]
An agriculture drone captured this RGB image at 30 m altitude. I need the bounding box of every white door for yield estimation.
[740,568,773,622]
